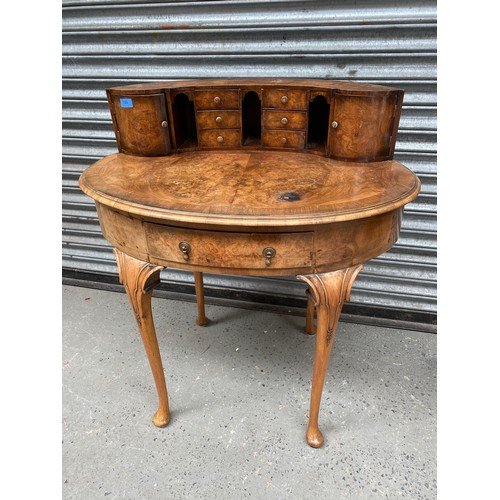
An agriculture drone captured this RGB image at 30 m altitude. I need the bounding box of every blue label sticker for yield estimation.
[120,97,133,108]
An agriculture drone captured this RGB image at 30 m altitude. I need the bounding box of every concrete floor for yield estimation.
[62,285,436,500]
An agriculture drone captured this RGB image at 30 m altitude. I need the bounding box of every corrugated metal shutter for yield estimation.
[62,0,437,327]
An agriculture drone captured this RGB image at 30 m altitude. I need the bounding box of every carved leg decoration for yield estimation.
[297,264,363,448]
[305,294,316,335]
[193,271,209,326]
[114,249,170,427]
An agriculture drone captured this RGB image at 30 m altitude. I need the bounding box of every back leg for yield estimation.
[194,271,209,326]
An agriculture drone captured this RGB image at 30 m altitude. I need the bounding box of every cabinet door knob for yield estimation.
[331,120,339,129]
[281,95,288,104]
[214,96,221,104]
[215,116,222,124]
[281,117,288,125]
[217,135,224,143]
[161,120,168,128]
[281,137,287,144]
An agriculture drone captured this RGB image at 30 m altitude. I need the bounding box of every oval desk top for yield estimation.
[79,151,420,228]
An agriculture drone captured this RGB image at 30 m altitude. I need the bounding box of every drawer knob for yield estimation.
[263,247,276,266]
[331,120,339,129]
[281,95,288,104]
[281,117,288,125]
[217,135,224,143]
[214,96,221,104]
[281,137,287,144]
[215,116,222,124]
[178,241,191,261]
[161,120,168,128]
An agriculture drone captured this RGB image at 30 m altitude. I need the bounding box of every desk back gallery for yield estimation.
[106,78,403,162]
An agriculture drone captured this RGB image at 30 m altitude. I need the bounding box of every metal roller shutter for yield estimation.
[62,0,437,330]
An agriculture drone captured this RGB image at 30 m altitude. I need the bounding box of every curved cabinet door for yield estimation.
[328,92,401,162]
[109,93,171,156]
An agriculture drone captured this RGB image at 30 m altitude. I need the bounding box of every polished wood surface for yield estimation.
[298,265,363,447]
[193,271,209,327]
[108,93,171,156]
[327,93,399,161]
[109,77,401,93]
[80,78,419,448]
[114,249,170,427]
[79,151,418,227]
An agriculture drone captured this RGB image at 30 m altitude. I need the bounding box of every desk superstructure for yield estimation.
[79,78,419,447]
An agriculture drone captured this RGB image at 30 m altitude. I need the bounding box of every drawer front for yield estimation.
[144,224,314,270]
[262,110,307,130]
[196,110,241,129]
[262,89,308,110]
[262,130,306,149]
[198,128,241,148]
[194,89,240,110]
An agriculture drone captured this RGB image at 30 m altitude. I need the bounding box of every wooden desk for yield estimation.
[79,78,419,447]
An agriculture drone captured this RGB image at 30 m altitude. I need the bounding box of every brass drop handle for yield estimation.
[214,96,221,104]
[331,120,339,129]
[281,117,288,125]
[215,116,223,124]
[178,241,191,261]
[161,120,168,128]
[281,137,287,144]
[263,247,276,266]
[217,135,224,143]
[281,95,288,104]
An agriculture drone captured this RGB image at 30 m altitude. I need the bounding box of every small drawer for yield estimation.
[262,89,308,110]
[262,130,306,149]
[198,129,241,148]
[144,223,314,271]
[194,89,240,110]
[262,110,307,130]
[196,110,241,129]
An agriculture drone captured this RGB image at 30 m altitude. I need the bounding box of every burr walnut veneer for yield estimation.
[79,78,420,448]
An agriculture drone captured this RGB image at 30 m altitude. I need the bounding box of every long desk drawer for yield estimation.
[144,223,314,271]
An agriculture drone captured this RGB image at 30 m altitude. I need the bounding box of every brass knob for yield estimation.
[217,135,224,143]
[281,137,287,144]
[178,241,191,261]
[214,96,221,104]
[263,247,276,266]
[215,116,222,124]
[281,95,288,104]
[281,117,288,125]
[331,120,339,129]
[161,120,168,128]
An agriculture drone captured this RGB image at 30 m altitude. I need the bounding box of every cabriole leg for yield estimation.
[114,249,170,427]
[305,294,316,335]
[298,265,363,448]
